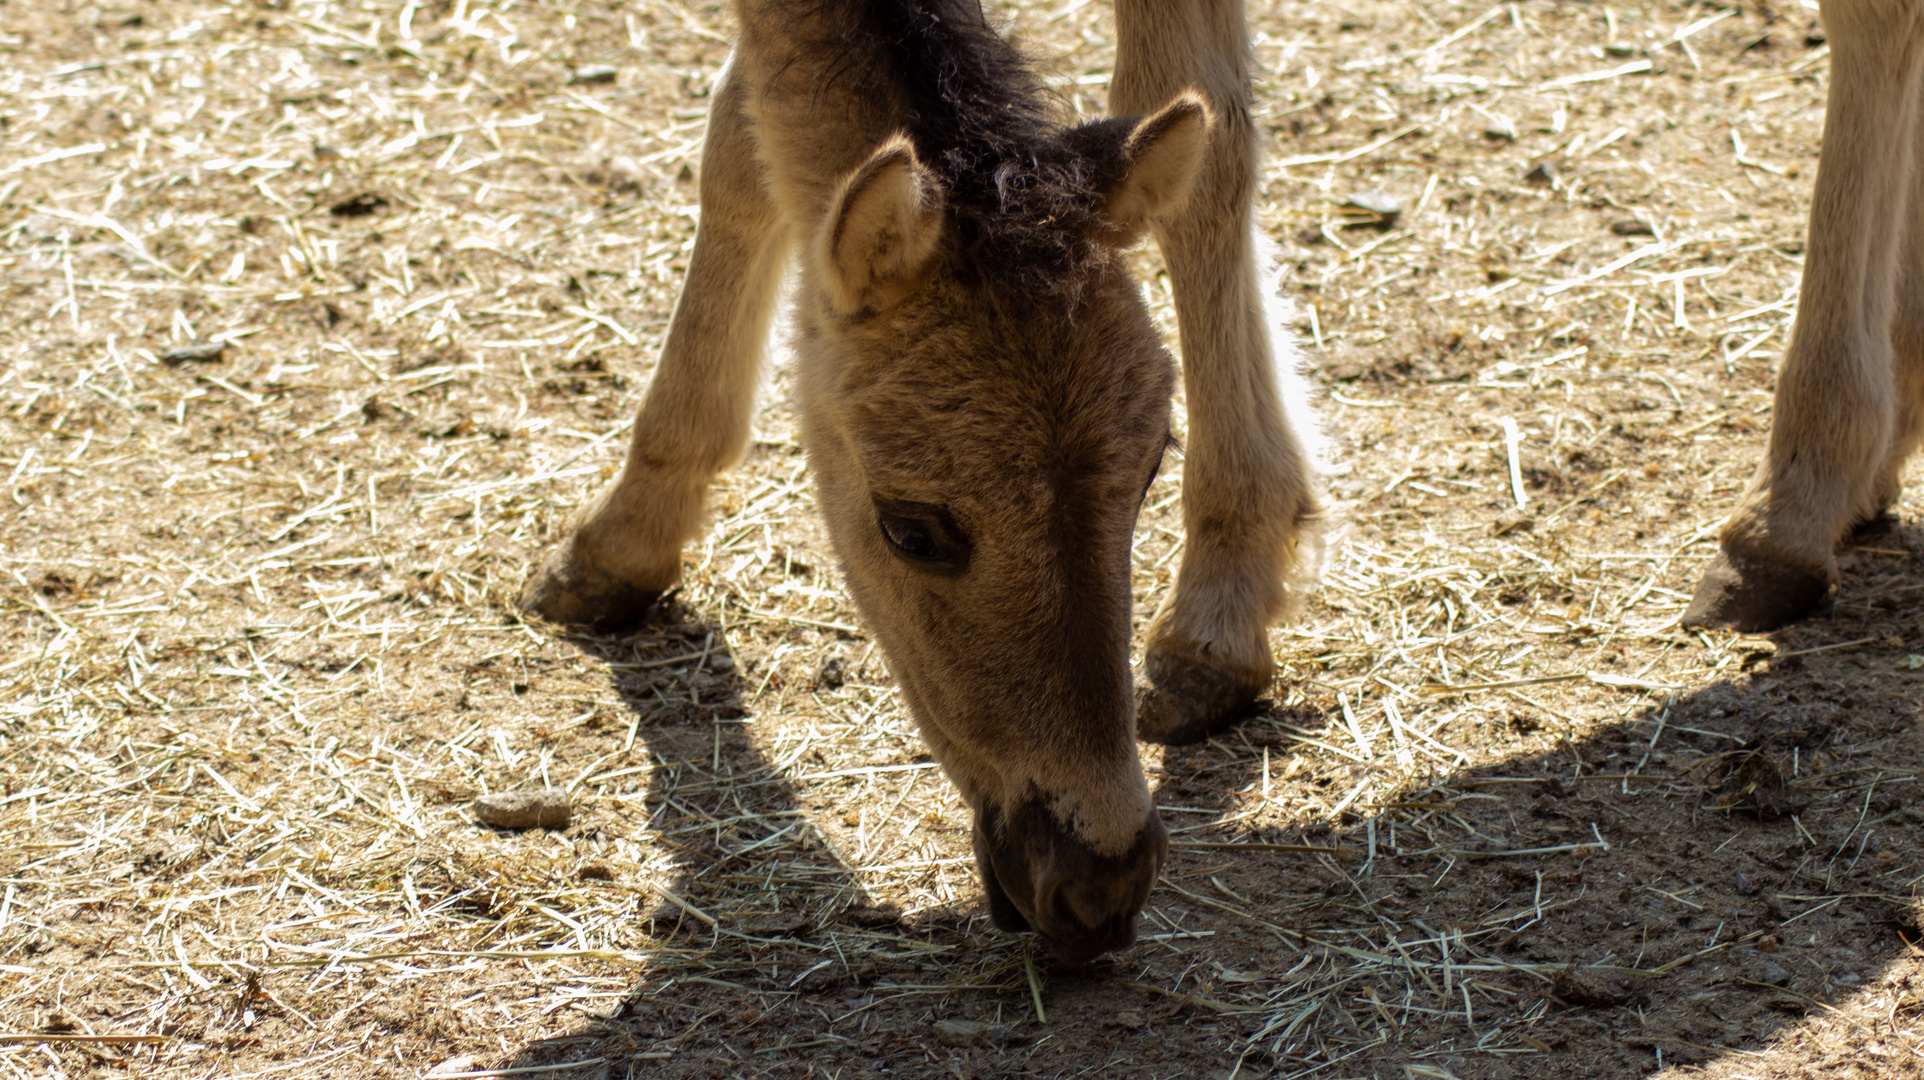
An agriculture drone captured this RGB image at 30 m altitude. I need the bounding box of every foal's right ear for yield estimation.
[816,136,945,314]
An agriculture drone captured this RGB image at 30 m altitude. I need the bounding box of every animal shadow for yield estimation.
[499,548,1924,1079]
[504,597,1044,1078]
[567,599,885,941]
[1119,538,1924,1078]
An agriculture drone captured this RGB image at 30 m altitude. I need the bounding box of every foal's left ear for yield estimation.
[1096,92,1213,247]
[816,135,946,314]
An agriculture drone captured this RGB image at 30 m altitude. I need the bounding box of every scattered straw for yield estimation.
[2,0,1920,1077]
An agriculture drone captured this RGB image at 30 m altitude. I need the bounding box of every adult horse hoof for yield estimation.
[1134,650,1263,745]
[1681,549,1829,633]
[519,547,663,632]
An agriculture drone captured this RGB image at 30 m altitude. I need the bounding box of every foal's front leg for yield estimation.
[1685,0,1924,632]
[523,60,789,629]
[1113,0,1326,743]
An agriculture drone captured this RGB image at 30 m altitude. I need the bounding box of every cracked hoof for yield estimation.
[1681,549,1829,633]
[519,547,664,633]
[1134,650,1264,745]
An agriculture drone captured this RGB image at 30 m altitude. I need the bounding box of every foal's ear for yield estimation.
[1096,92,1212,246]
[816,136,945,314]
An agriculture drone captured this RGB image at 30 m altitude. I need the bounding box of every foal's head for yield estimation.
[794,97,1210,960]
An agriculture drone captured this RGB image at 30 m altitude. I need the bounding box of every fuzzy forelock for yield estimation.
[787,0,1135,298]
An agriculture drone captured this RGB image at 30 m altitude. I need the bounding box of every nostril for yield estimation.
[1037,875,1138,958]
[1052,875,1124,932]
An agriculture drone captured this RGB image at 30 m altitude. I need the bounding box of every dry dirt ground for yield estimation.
[4,1,1923,1078]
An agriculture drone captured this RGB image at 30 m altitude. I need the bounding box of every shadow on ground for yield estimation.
[504,597,1037,1078]
[502,549,1924,1080]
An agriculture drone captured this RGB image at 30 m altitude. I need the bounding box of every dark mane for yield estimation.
[802,0,1129,297]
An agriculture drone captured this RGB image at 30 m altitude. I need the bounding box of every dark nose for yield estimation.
[972,798,1168,961]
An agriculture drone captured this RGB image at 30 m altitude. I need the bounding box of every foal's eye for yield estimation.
[1138,432,1176,506]
[880,515,939,560]
[872,499,970,574]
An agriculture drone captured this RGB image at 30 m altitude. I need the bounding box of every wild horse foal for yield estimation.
[522,0,1323,960]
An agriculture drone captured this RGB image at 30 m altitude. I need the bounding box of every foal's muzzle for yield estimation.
[972,797,1168,961]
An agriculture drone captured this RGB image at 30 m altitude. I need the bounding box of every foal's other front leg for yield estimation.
[523,60,788,630]
[1113,0,1325,744]
[1685,0,1924,632]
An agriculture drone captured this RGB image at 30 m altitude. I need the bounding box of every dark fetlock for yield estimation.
[1848,512,1902,544]
[1681,548,1830,633]
[1134,649,1265,745]
[519,546,664,632]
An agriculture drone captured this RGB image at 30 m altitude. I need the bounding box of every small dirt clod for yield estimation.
[158,341,227,366]
[472,788,571,830]
[932,1019,1009,1049]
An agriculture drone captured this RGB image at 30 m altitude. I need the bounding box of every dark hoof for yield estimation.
[519,548,662,633]
[1134,650,1263,745]
[1681,549,1829,633]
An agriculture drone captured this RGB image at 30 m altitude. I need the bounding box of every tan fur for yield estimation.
[1099,93,1212,246]
[1692,0,1924,626]
[519,58,790,626]
[522,0,1326,957]
[816,138,945,314]
[1114,0,1327,725]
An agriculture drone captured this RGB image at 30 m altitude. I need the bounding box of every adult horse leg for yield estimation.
[1112,0,1325,744]
[1870,45,1924,538]
[522,59,789,629]
[1685,0,1924,631]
